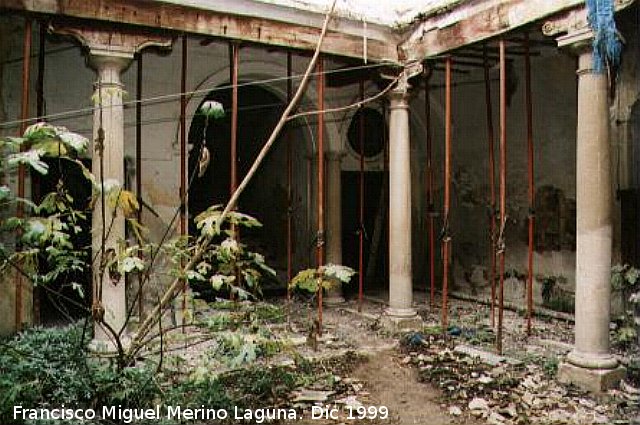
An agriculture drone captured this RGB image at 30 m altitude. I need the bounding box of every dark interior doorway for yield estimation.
[188,82,306,288]
[341,171,388,296]
[31,158,92,324]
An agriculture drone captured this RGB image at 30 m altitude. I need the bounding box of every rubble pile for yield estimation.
[401,332,639,424]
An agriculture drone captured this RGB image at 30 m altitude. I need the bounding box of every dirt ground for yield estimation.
[287,349,481,425]
[168,293,638,425]
[351,349,482,425]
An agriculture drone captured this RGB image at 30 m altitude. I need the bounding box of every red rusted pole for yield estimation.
[136,52,144,320]
[424,67,435,308]
[16,18,32,331]
[483,45,497,328]
[180,35,188,328]
[33,21,45,325]
[524,33,535,335]
[136,54,143,224]
[286,52,293,298]
[180,35,187,236]
[358,79,365,312]
[230,42,239,199]
[497,40,507,354]
[230,42,241,299]
[442,57,452,331]
[36,23,45,120]
[317,56,325,334]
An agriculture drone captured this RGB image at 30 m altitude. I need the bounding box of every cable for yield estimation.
[286,75,399,122]
[0,61,392,130]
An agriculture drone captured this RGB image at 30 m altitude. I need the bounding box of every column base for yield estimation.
[381,308,422,333]
[558,362,626,392]
[324,284,345,306]
[88,334,131,354]
[323,295,346,306]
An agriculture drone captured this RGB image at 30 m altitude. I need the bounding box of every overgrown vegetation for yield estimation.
[538,274,574,314]
[0,323,345,424]
[611,264,640,348]
[0,108,354,423]
[0,324,161,424]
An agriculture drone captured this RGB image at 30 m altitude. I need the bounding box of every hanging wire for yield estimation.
[0,61,393,130]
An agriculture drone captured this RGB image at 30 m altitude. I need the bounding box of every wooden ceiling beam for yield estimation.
[0,0,400,63]
[400,0,634,61]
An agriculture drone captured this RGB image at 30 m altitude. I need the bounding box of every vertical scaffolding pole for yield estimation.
[36,23,45,119]
[33,21,45,324]
[179,35,188,326]
[358,79,365,312]
[441,57,452,331]
[286,52,293,298]
[524,33,535,335]
[424,68,435,308]
[180,35,187,237]
[16,18,32,331]
[229,42,240,299]
[497,40,507,354]
[136,53,144,319]
[483,45,497,327]
[230,43,239,200]
[316,56,325,334]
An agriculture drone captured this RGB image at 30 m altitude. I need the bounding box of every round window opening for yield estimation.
[347,108,385,158]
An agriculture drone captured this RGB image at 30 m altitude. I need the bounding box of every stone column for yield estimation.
[90,51,132,347]
[383,84,420,328]
[556,28,625,392]
[325,151,346,304]
[50,25,172,350]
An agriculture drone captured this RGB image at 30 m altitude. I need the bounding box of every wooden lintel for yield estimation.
[400,0,634,61]
[0,0,400,63]
[543,0,635,37]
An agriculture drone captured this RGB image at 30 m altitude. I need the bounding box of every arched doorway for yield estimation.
[187,83,313,285]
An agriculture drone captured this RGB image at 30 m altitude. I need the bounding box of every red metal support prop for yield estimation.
[286,52,293,299]
[497,40,507,354]
[483,45,497,328]
[36,23,45,119]
[33,21,45,324]
[229,42,240,299]
[441,57,452,331]
[16,18,32,331]
[180,35,187,236]
[524,33,535,335]
[358,79,365,312]
[317,57,325,334]
[136,52,144,319]
[424,67,435,308]
[230,43,239,199]
[180,35,188,327]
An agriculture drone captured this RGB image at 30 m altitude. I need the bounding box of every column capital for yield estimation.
[388,85,411,109]
[326,151,346,161]
[556,27,594,54]
[385,61,422,107]
[50,22,172,69]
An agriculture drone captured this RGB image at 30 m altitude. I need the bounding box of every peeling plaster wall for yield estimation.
[407,48,579,310]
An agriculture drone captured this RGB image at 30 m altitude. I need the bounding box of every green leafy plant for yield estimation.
[0,325,160,424]
[180,205,277,300]
[289,264,356,294]
[611,264,640,348]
